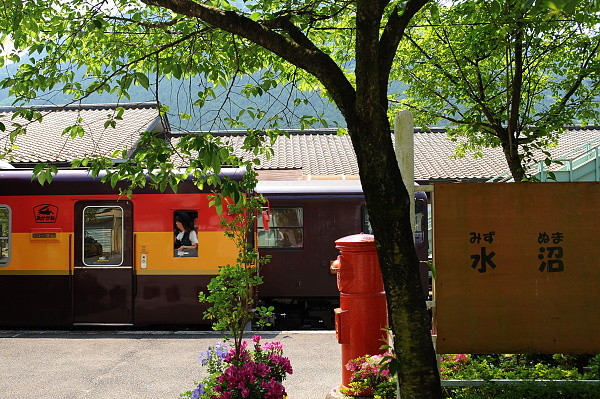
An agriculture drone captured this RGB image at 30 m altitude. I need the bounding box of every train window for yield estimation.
[361,205,373,234]
[174,210,198,257]
[414,200,425,244]
[0,206,10,266]
[258,207,303,249]
[83,206,124,266]
[363,202,426,243]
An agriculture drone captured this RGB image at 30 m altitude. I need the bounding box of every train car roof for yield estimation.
[0,168,247,196]
[256,179,428,199]
[256,180,364,195]
[0,167,246,181]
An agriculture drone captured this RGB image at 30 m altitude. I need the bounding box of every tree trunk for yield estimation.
[501,135,525,182]
[347,3,441,397]
[348,113,442,398]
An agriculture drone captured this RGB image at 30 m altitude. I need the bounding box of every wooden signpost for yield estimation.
[433,182,600,354]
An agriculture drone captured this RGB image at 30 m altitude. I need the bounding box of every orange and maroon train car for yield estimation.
[0,171,429,329]
[0,168,244,327]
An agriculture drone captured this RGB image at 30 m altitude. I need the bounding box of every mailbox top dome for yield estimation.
[335,233,374,243]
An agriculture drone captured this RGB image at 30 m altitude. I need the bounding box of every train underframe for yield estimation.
[257,297,340,330]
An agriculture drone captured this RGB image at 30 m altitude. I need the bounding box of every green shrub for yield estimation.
[588,354,600,379]
[340,353,396,399]
[444,382,600,399]
[440,354,600,399]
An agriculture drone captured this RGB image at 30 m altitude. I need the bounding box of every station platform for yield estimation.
[0,329,341,399]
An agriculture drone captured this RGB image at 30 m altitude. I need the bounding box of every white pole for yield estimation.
[394,110,415,236]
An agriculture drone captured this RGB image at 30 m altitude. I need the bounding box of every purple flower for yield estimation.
[199,349,211,366]
[263,341,283,352]
[191,383,204,398]
[260,379,287,399]
[214,342,229,359]
[252,335,261,343]
[200,342,229,366]
[268,354,293,374]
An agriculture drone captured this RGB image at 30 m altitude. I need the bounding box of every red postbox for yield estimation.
[330,233,388,388]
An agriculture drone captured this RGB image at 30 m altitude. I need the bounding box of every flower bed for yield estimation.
[181,336,293,399]
[339,353,396,399]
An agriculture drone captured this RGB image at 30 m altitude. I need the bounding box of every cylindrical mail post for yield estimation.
[330,233,388,388]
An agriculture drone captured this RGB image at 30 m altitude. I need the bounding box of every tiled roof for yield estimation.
[413,128,503,181]
[178,127,600,181]
[414,127,600,181]
[214,130,360,177]
[3,104,598,182]
[0,102,163,165]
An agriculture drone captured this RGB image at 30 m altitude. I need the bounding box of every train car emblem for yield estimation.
[33,204,58,223]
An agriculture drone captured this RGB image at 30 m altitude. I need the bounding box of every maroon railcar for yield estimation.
[256,180,429,329]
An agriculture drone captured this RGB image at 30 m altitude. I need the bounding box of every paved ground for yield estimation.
[0,330,342,399]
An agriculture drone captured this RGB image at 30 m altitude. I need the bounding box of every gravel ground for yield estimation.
[0,330,341,399]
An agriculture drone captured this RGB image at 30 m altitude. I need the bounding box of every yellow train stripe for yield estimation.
[136,269,219,276]
[0,269,220,276]
[9,232,71,271]
[0,269,69,276]
[4,231,237,274]
[134,231,237,272]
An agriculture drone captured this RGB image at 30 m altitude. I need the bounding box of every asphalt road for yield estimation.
[0,330,342,399]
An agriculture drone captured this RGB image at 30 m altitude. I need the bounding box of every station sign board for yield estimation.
[433,182,599,354]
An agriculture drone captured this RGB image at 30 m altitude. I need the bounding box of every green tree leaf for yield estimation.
[394,0,600,181]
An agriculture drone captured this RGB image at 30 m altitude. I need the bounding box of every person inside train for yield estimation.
[174,212,198,257]
[281,232,292,247]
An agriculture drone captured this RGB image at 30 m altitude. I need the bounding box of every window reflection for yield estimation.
[83,206,123,266]
[0,206,9,265]
[258,207,304,249]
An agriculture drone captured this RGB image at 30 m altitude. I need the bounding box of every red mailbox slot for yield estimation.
[330,233,388,388]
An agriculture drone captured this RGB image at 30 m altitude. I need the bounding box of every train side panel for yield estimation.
[1,195,75,326]
[0,171,239,327]
[258,195,364,299]
[256,182,430,329]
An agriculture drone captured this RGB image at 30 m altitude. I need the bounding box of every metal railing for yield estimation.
[488,137,600,182]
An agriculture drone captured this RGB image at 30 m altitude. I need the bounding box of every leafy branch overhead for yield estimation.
[1,1,596,398]
[392,0,600,181]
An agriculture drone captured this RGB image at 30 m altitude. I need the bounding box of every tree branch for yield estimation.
[261,15,320,52]
[379,0,429,80]
[269,1,355,24]
[554,38,600,110]
[508,21,524,150]
[105,15,183,31]
[140,0,356,120]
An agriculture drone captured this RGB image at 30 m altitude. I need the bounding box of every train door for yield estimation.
[72,201,134,325]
